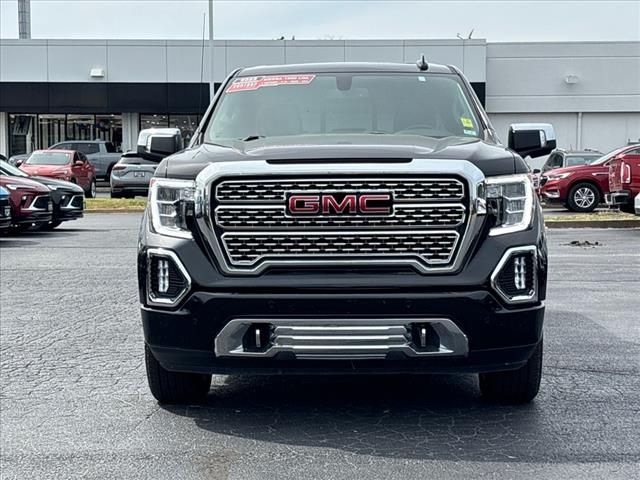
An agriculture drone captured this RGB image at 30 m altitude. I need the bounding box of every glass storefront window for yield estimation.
[96,115,123,152]
[66,115,95,142]
[8,114,37,157]
[169,114,200,144]
[7,113,123,156]
[38,114,65,149]
[140,114,201,145]
[140,114,169,130]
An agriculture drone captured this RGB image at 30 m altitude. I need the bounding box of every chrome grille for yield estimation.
[215,204,465,229]
[222,231,459,265]
[216,178,464,202]
[210,176,470,273]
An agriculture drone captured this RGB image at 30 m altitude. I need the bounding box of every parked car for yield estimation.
[539,149,602,174]
[110,129,180,198]
[606,146,640,214]
[50,140,121,180]
[0,186,11,232]
[17,150,96,198]
[1,160,85,230]
[0,174,52,231]
[539,145,636,212]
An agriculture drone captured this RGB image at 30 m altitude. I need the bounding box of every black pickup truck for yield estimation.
[138,61,556,405]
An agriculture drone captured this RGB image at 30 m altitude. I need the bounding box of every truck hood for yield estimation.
[158,134,523,179]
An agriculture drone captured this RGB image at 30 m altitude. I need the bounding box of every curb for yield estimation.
[85,208,146,214]
[545,220,640,229]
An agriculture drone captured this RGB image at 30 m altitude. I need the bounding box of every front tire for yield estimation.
[567,182,599,212]
[145,344,211,405]
[86,178,97,198]
[479,339,543,404]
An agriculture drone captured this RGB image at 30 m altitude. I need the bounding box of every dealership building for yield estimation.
[0,38,639,160]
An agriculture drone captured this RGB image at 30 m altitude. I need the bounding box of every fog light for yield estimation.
[157,259,169,293]
[146,249,191,307]
[491,246,538,304]
[514,256,526,290]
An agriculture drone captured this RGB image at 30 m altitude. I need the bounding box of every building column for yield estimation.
[0,112,8,157]
[122,113,139,153]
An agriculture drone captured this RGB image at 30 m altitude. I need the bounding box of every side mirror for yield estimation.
[74,159,84,166]
[137,128,183,161]
[533,169,541,174]
[508,123,557,159]
[15,159,23,167]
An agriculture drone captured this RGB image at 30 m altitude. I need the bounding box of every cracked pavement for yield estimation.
[1,214,639,479]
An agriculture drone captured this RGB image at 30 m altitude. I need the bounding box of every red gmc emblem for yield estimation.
[287,193,392,216]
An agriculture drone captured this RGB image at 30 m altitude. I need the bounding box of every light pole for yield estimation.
[18,0,31,39]
[209,0,215,100]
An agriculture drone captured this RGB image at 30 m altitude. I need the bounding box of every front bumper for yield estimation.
[605,190,631,206]
[143,292,544,375]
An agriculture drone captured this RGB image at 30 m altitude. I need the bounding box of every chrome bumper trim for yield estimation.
[214,317,469,360]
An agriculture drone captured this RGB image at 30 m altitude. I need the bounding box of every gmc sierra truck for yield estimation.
[138,61,556,405]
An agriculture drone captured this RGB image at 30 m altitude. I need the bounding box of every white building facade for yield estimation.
[1,38,638,157]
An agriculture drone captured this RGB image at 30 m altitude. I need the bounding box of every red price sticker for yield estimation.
[227,74,316,93]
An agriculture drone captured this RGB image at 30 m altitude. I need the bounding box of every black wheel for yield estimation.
[86,178,97,198]
[567,182,599,212]
[479,339,543,404]
[110,190,122,199]
[145,344,211,405]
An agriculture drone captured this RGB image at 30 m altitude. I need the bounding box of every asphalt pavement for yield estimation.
[1,214,639,479]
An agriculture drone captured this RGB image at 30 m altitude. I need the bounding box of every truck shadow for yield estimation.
[163,373,557,463]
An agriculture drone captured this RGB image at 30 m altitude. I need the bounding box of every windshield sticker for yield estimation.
[463,129,477,136]
[227,75,316,93]
[460,117,474,129]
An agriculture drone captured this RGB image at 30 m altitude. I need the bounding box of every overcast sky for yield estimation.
[1,0,639,41]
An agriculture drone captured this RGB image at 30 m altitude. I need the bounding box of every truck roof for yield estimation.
[238,61,456,77]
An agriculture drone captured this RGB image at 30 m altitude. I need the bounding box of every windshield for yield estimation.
[206,73,482,143]
[25,152,71,166]
[0,160,29,177]
[565,155,600,167]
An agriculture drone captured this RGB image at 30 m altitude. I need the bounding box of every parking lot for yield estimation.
[1,214,639,479]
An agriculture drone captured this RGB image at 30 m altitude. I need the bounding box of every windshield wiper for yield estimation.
[241,135,266,142]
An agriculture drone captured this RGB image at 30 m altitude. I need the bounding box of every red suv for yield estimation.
[607,145,640,214]
[539,146,639,212]
[18,150,97,198]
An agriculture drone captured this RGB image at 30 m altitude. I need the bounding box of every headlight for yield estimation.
[5,184,29,191]
[547,172,573,180]
[149,178,195,239]
[486,174,534,236]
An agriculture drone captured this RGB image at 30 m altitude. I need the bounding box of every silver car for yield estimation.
[109,153,157,198]
[110,128,182,198]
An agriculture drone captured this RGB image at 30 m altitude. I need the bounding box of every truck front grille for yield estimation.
[210,176,470,274]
